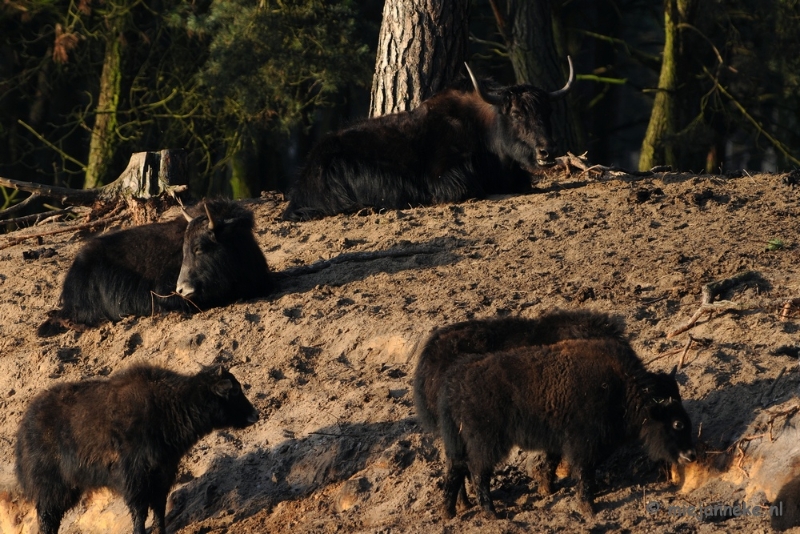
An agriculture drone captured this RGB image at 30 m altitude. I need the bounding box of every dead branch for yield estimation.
[701,270,758,305]
[678,335,695,369]
[0,209,126,251]
[0,177,99,206]
[1,206,87,227]
[0,192,41,217]
[666,296,799,338]
[276,246,439,279]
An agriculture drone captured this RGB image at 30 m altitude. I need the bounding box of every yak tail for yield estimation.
[437,387,467,464]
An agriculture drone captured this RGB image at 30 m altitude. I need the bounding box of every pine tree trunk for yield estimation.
[84,24,123,189]
[369,0,470,117]
[639,0,694,171]
[499,0,583,155]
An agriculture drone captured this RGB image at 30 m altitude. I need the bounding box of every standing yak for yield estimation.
[38,199,272,335]
[282,58,575,220]
[437,338,697,519]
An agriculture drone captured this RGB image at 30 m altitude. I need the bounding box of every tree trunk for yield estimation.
[497,0,583,155]
[639,0,694,171]
[84,23,124,189]
[369,0,470,117]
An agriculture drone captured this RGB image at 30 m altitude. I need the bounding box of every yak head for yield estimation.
[639,367,697,465]
[200,365,260,429]
[465,56,574,170]
[176,200,255,307]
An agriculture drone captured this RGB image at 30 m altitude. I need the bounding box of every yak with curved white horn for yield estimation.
[204,202,215,231]
[464,63,503,106]
[548,55,575,99]
[181,207,193,223]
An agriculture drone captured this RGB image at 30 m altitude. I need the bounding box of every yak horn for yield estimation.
[548,55,575,99]
[465,63,502,106]
[204,202,215,231]
[181,208,193,223]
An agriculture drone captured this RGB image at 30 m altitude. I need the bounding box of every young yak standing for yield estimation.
[437,337,697,519]
[15,364,259,534]
[413,310,625,505]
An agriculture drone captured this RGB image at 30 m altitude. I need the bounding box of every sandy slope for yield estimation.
[0,170,799,533]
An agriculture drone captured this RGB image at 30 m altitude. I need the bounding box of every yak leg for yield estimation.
[35,485,80,534]
[127,498,151,534]
[573,463,597,518]
[442,461,469,519]
[148,488,170,534]
[456,472,473,511]
[527,452,561,496]
[36,503,69,534]
[471,468,497,518]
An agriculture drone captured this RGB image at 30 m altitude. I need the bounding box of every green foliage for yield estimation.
[176,0,370,131]
[0,0,371,194]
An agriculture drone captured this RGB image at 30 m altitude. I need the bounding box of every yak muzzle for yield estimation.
[679,449,697,464]
[176,282,195,299]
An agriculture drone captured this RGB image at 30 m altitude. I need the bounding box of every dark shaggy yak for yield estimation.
[281,58,574,220]
[15,364,259,534]
[38,199,272,335]
[437,337,697,518]
[413,310,624,507]
[413,309,623,435]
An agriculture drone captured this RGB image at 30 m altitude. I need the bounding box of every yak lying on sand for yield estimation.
[437,337,697,519]
[15,364,259,534]
[282,58,574,220]
[38,199,272,335]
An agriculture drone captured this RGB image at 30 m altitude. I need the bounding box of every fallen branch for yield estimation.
[701,270,758,305]
[0,192,41,217]
[276,246,439,279]
[667,297,800,338]
[1,206,87,227]
[0,210,126,251]
[678,335,695,369]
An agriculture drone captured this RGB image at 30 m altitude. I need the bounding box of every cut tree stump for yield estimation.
[1,149,190,246]
[0,149,189,213]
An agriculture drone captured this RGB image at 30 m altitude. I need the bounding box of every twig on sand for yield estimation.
[678,335,695,369]
[666,271,798,338]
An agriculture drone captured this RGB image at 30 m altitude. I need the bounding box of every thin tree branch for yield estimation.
[17,120,88,171]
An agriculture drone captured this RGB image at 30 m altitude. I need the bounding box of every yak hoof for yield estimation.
[441,503,457,520]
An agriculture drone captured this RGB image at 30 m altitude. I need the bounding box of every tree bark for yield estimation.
[497,0,584,155]
[84,22,124,189]
[369,0,470,117]
[639,0,695,171]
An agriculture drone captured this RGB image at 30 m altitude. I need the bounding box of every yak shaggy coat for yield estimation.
[438,337,696,519]
[281,59,574,220]
[39,199,272,334]
[413,309,624,435]
[15,364,259,534]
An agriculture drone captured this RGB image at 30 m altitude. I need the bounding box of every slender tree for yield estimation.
[639,0,695,171]
[369,0,470,116]
[490,0,583,154]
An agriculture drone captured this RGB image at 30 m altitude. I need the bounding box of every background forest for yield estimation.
[1,0,799,205]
